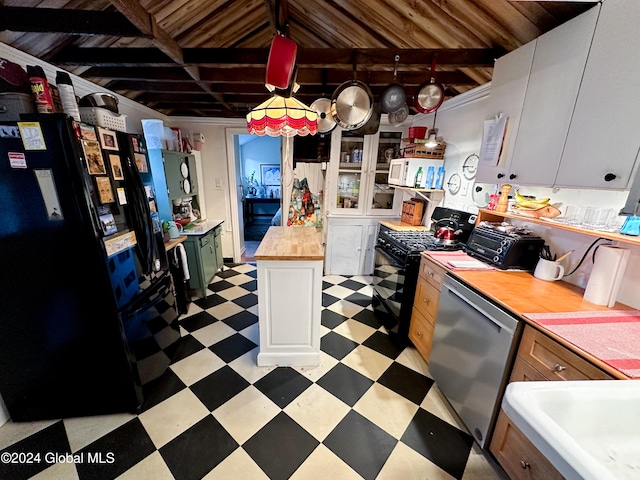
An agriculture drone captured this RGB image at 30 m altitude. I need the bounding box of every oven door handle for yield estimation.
[375,245,404,268]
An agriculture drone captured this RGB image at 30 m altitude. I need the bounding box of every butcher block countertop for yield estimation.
[254,226,324,261]
[422,252,637,380]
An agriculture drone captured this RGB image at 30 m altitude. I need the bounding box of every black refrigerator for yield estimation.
[0,114,181,421]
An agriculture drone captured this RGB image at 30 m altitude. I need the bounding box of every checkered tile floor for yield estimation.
[0,263,507,480]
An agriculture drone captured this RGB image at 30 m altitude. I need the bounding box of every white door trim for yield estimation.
[225,127,249,262]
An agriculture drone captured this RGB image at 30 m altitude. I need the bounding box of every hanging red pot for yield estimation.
[265,34,297,90]
[413,54,445,114]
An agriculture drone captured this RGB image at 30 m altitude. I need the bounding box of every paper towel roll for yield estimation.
[583,246,630,307]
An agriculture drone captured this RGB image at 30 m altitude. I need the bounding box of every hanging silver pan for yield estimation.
[413,54,445,114]
[380,55,406,114]
[310,97,336,134]
[331,56,373,130]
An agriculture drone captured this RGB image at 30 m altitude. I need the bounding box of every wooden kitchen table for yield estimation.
[254,226,324,367]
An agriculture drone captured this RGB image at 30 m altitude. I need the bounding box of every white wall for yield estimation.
[413,84,640,309]
[0,42,166,132]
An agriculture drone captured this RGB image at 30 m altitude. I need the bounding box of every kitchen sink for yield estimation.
[502,380,640,480]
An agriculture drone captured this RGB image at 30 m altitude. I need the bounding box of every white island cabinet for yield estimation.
[254,226,324,367]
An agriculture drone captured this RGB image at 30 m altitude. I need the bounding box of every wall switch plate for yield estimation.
[215,178,222,188]
[460,181,469,196]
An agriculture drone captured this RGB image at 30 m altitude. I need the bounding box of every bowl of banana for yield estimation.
[512,190,561,219]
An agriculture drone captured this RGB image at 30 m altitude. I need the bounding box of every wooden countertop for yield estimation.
[422,252,634,379]
[254,226,324,261]
[380,220,429,231]
[164,235,187,250]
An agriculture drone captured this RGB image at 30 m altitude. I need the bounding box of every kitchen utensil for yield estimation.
[331,56,373,130]
[388,102,409,126]
[265,34,297,90]
[533,258,565,281]
[351,102,381,135]
[310,97,336,134]
[413,55,445,114]
[167,221,183,239]
[79,92,119,113]
[380,55,406,114]
[434,218,461,245]
[555,250,574,263]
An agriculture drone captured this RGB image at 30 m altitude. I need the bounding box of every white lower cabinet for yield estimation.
[324,217,379,276]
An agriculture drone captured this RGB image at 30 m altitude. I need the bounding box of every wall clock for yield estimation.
[447,173,461,194]
[462,154,479,180]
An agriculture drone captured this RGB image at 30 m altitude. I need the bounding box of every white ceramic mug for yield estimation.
[533,258,565,281]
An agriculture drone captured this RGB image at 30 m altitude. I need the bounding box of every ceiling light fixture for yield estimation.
[246,93,318,137]
[424,110,443,148]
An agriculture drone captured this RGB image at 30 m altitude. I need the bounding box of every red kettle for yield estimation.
[434,218,461,245]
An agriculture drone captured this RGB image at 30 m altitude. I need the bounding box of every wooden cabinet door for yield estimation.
[490,410,565,480]
[556,0,640,189]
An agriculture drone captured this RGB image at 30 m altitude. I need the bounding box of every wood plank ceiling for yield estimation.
[0,0,595,118]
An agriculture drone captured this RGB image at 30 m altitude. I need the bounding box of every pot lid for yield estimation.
[310,97,336,134]
[331,82,373,129]
[388,103,409,126]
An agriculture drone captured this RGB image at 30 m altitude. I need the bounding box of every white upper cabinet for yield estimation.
[510,6,598,186]
[556,0,640,189]
[477,5,600,186]
[326,123,405,217]
[476,40,535,184]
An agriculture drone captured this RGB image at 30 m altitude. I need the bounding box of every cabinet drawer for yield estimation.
[199,232,214,248]
[519,325,613,381]
[409,307,435,361]
[413,278,440,320]
[490,410,564,480]
[418,256,446,290]
[509,356,549,383]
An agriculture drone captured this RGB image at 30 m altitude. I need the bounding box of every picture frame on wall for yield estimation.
[261,164,281,186]
[83,141,106,175]
[109,154,124,180]
[95,176,115,204]
[97,127,119,151]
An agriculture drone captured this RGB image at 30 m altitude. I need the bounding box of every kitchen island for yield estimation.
[180,219,225,298]
[254,226,324,366]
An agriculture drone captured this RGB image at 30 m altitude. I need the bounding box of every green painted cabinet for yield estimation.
[163,150,198,200]
[182,223,223,298]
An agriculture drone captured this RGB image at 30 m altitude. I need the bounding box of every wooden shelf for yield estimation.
[389,186,444,203]
[476,208,640,246]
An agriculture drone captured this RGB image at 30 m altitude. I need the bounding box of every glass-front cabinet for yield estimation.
[328,124,405,216]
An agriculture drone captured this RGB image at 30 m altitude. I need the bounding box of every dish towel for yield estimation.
[175,244,190,280]
[523,310,640,378]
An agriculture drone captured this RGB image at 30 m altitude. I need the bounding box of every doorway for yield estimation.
[225,130,282,262]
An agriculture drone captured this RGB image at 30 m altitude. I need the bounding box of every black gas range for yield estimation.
[372,207,476,345]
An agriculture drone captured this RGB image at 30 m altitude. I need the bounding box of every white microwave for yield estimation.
[388,158,445,188]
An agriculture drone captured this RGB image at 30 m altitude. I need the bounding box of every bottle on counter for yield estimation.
[425,166,435,189]
[414,167,423,188]
[435,166,445,190]
[55,71,81,122]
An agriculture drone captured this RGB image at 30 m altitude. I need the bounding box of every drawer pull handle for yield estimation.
[520,460,530,470]
[423,298,429,303]
[554,364,566,372]
[418,331,423,337]
[427,271,434,277]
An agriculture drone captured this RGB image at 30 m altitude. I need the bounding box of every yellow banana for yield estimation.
[515,190,550,206]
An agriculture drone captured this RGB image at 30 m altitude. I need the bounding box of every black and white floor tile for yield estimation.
[0,263,508,480]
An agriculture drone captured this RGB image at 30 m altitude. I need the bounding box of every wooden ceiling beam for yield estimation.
[51,47,500,67]
[0,7,148,38]
[107,0,232,110]
[87,66,476,86]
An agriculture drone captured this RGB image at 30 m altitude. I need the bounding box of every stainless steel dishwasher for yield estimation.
[429,274,522,448]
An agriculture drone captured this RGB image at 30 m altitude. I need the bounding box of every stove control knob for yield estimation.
[497,248,503,254]
[493,255,500,262]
